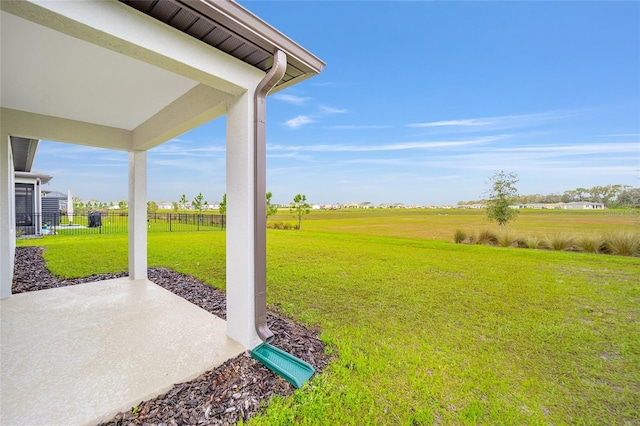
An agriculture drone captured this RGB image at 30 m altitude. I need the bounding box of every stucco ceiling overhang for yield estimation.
[0,0,324,152]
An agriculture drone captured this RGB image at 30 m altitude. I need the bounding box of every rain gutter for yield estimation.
[254,49,287,343]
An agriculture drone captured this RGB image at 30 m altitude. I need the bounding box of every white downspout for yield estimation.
[254,50,287,343]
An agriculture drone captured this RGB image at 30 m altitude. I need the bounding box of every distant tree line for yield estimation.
[461,184,640,208]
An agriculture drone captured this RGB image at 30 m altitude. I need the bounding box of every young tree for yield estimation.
[147,201,158,214]
[289,193,310,230]
[179,194,188,212]
[266,191,278,219]
[192,192,204,213]
[219,193,227,215]
[485,171,519,230]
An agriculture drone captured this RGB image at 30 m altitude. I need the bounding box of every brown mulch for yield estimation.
[12,246,331,425]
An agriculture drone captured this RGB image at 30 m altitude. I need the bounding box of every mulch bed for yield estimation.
[12,246,331,425]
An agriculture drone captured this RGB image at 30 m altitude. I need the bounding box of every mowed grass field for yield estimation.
[17,209,640,424]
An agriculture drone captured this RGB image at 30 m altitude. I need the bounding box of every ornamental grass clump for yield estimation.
[524,236,543,249]
[497,232,519,248]
[576,234,605,254]
[603,232,640,256]
[453,229,467,244]
[546,233,576,251]
[475,229,498,245]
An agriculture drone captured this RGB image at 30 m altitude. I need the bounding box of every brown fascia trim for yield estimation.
[175,0,325,76]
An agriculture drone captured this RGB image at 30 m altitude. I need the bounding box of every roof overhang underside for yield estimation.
[0,0,324,152]
[10,137,39,172]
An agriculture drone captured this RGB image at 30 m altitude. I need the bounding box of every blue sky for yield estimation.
[34,1,639,206]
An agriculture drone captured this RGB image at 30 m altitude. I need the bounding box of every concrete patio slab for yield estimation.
[0,278,246,426]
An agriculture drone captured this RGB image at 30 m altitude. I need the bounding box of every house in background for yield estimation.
[561,201,605,210]
[11,137,53,236]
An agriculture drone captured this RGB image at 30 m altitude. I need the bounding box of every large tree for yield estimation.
[485,171,519,230]
[289,193,310,230]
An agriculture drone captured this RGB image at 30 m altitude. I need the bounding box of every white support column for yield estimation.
[128,150,147,281]
[226,90,260,348]
[0,133,16,298]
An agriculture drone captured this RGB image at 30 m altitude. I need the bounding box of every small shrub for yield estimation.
[475,229,498,245]
[268,221,297,230]
[603,232,640,256]
[546,233,575,251]
[576,235,605,254]
[453,229,467,244]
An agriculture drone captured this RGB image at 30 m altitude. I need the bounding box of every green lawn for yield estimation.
[17,209,640,424]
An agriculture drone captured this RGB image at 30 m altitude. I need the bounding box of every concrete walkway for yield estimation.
[0,278,245,426]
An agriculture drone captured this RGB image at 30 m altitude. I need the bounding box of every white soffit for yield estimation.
[0,11,199,131]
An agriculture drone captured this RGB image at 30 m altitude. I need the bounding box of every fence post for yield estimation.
[169,213,172,232]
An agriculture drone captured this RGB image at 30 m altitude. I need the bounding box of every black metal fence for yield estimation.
[16,211,226,236]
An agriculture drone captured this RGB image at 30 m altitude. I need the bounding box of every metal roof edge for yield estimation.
[178,0,325,75]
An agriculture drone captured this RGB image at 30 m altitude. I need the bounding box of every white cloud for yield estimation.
[273,94,311,105]
[408,111,575,130]
[283,115,315,129]
[411,119,485,127]
[595,133,640,138]
[320,105,348,114]
[328,125,392,130]
[268,135,506,152]
[495,142,637,155]
[150,145,225,156]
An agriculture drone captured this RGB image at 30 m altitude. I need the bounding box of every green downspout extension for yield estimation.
[254,49,287,343]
